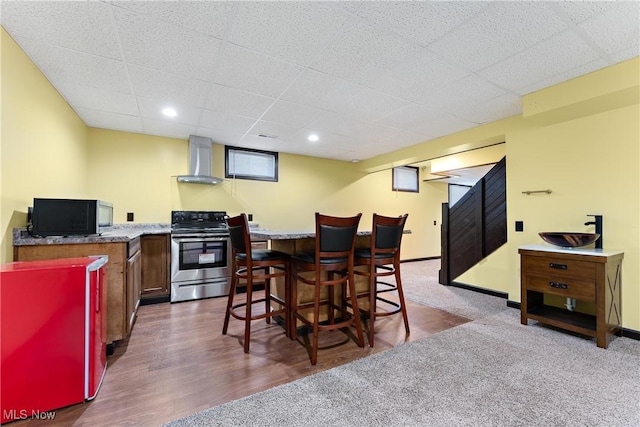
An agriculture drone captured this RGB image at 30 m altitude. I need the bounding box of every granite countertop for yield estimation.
[13,224,171,246]
[15,223,410,245]
[518,244,624,257]
[249,229,410,240]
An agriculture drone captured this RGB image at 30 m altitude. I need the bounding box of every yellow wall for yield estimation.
[505,102,639,329]
[1,29,88,262]
[85,127,446,260]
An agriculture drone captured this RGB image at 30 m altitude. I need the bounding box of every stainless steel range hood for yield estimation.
[176,135,223,185]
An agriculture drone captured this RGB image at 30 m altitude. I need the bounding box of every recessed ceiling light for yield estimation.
[162,107,177,117]
[308,134,319,142]
[351,159,360,163]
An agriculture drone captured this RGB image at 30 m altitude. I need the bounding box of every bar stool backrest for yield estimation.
[227,214,249,256]
[316,213,362,259]
[374,214,408,254]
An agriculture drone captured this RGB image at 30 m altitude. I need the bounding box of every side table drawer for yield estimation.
[527,275,596,302]
[524,256,596,280]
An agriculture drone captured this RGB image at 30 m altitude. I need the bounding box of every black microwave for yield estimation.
[31,198,113,237]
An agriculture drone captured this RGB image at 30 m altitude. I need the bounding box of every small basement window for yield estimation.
[225,146,278,182]
[392,166,419,192]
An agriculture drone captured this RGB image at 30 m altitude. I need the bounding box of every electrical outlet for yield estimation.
[127,212,134,222]
[515,221,524,232]
[248,213,253,221]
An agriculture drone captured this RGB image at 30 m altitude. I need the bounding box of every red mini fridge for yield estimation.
[0,256,108,424]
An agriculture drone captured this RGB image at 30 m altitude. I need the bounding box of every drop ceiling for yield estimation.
[2,1,638,162]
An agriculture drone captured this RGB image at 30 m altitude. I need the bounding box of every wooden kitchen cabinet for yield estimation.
[141,234,170,300]
[14,239,142,345]
[126,237,142,331]
[519,245,623,348]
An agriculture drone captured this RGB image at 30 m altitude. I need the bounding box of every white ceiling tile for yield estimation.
[555,1,621,24]
[137,97,202,126]
[325,80,411,122]
[56,83,138,116]
[193,127,245,147]
[516,59,609,96]
[454,94,522,125]
[2,1,637,162]
[204,85,275,119]
[237,135,282,152]
[112,8,222,82]
[276,137,353,161]
[76,108,143,134]
[247,121,300,141]
[308,111,370,139]
[290,130,356,148]
[429,2,569,71]
[379,103,476,137]
[128,65,210,107]
[376,103,437,130]
[198,110,256,135]
[351,123,404,145]
[261,100,325,128]
[142,118,197,140]
[334,2,363,14]
[479,30,601,92]
[108,0,234,39]
[213,44,304,98]
[610,45,640,63]
[349,142,395,161]
[279,69,346,111]
[228,2,350,66]
[422,74,506,116]
[356,1,490,47]
[378,130,433,150]
[578,2,640,58]
[309,18,422,87]
[13,37,131,93]
[411,113,477,138]
[364,48,471,103]
[1,1,121,58]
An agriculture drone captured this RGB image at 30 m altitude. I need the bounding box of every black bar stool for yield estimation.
[223,213,290,353]
[290,212,365,365]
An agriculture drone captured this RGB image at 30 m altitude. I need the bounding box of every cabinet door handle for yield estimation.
[549,281,568,290]
[549,263,567,270]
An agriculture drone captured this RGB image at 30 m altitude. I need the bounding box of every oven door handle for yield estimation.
[172,236,229,243]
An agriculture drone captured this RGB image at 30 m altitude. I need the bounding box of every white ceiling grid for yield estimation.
[1,0,638,162]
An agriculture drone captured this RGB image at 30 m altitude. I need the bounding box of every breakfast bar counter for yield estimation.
[248,229,390,329]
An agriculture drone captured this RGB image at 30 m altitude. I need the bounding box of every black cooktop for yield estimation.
[171,210,228,232]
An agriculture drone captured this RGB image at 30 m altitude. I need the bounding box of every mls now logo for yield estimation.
[3,409,56,421]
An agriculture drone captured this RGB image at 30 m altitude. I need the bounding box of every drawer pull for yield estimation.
[549,281,568,290]
[549,263,567,270]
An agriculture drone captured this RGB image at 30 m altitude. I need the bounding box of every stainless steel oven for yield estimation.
[170,211,232,303]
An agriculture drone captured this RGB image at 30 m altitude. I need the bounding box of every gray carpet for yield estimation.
[165,260,640,427]
[399,259,508,320]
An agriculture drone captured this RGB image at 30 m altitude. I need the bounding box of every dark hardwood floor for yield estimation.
[14,292,469,426]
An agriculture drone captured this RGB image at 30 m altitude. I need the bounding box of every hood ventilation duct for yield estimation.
[176,135,223,185]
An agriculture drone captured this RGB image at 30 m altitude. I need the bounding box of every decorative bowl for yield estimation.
[538,232,600,248]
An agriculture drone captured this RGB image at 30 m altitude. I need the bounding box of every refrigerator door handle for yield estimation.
[96,275,101,313]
